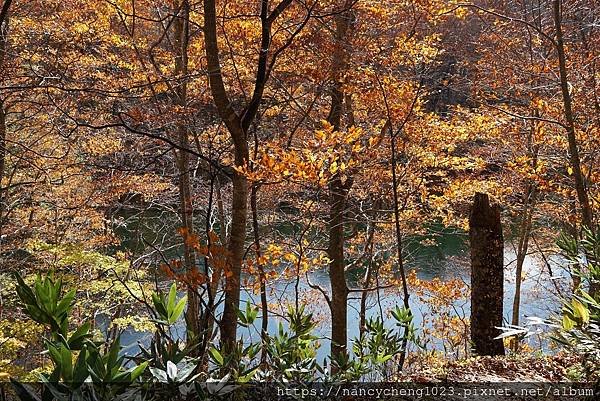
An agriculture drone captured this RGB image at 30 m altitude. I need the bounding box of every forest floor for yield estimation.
[406,353,583,382]
[390,354,598,400]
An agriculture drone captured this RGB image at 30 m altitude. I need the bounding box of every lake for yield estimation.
[109,208,566,362]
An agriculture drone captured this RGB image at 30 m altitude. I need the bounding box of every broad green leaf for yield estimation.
[56,289,76,316]
[170,295,187,324]
[106,338,121,374]
[68,322,91,350]
[72,347,89,385]
[208,347,224,366]
[128,361,149,382]
[59,345,73,382]
[168,284,177,311]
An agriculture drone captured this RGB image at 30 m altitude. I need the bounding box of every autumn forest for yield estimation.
[0,0,599,399]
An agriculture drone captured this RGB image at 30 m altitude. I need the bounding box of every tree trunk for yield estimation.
[389,122,411,370]
[221,163,248,351]
[326,0,354,369]
[0,0,12,29]
[203,0,249,352]
[553,0,597,298]
[202,175,226,367]
[358,212,377,336]
[328,176,349,363]
[251,183,268,365]
[0,103,5,240]
[177,128,201,337]
[172,0,201,344]
[553,0,593,230]
[469,192,505,356]
[0,1,10,241]
[202,0,296,354]
[511,187,536,327]
[209,175,227,299]
[511,121,538,348]
[358,264,372,337]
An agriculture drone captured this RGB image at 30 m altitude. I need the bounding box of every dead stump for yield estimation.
[469,192,505,356]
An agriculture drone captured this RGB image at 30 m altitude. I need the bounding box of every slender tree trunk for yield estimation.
[326,0,354,369]
[0,103,5,241]
[251,183,269,365]
[358,264,372,337]
[511,186,536,328]
[209,175,227,300]
[0,1,10,241]
[202,175,226,367]
[553,0,597,297]
[469,192,505,356]
[203,0,296,354]
[553,0,593,230]
[359,207,377,336]
[221,161,248,351]
[510,194,534,353]
[389,125,411,370]
[172,0,201,344]
[511,120,539,349]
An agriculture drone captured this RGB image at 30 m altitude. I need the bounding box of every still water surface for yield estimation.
[110,210,565,361]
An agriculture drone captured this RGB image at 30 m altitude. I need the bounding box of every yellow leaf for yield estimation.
[329,161,338,174]
[572,299,590,324]
[562,314,575,330]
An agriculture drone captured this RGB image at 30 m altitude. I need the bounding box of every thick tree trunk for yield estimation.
[221,164,248,351]
[328,176,349,363]
[0,0,12,29]
[203,0,249,352]
[469,192,505,356]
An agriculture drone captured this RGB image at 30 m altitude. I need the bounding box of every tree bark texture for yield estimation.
[470,192,505,356]
[326,0,354,367]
